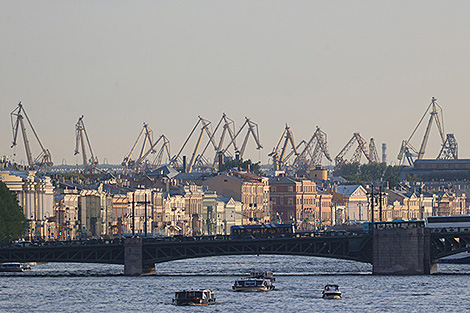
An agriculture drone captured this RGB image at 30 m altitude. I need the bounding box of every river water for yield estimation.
[1,255,469,312]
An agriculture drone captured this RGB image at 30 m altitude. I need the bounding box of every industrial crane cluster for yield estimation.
[7,97,460,176]
[168,114,262,173]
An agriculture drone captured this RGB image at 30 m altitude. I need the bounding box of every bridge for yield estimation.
[1,227,469,275]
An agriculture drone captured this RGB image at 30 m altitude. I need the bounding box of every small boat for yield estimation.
[173,289,215,306]
[0,263,31,272]
[322,284,342,299]
[232,277,275,292]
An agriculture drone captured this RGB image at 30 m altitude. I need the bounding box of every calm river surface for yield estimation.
[1,255,469,312]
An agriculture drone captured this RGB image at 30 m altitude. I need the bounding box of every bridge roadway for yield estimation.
[1,229,470,275]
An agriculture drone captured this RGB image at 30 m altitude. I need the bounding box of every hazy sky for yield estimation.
[1,1,469,166]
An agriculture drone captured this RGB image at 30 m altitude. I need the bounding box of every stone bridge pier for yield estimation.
[124,238,154,276]
[373,227,437,275]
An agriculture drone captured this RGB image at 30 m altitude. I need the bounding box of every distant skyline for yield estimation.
[1,1,469,166]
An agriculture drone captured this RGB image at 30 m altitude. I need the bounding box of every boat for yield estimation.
[249,271,275,282]
[322,284,342,299]
[0,262,31,272]
[232,271,275,292]
[173,289,215,306]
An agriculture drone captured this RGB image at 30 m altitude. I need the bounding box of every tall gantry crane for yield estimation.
[135,134,171,171]
[74,115,98,170]
[224,117,262,160]
[121,123,171,172]
[397,97,452,166]
[171,116,217,173]
[197,113,238,171]
[292,126,332,173]
[268,125,298,172]
[334,132,372,170]
[10,102,53,169]
[122,123,155,168]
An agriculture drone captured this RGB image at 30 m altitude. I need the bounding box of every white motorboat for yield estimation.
[322,284,342,299]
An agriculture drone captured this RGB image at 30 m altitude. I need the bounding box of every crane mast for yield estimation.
[74,115,98,171]
[269,125,298,171]
[122,123,158,170]
[171,116,217,173]
[291,127,332,174]
[10,102,53,169]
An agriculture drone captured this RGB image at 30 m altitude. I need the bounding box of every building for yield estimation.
[331,185,369,222]
[205,171,271,224]
[0,168,54,239]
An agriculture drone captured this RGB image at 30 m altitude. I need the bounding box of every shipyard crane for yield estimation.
[122,123,157,169]
[368,138,380,163]
[397,97,446,166]
[135,134,171,171]
[291,127,332,174]
[10,102,53,169]
[198,113,238,171]
[334,132,372,170]
[221,117,262,160]
[268,125,298,171]
[74,115,98,171]
[170,116,217,173]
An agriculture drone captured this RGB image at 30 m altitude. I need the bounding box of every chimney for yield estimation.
[182,155,187,173]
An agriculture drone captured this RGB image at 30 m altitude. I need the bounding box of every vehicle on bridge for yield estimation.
[173,289,215,306]
[230,223,294,240]
[426,215,470,233]
[362,220,425,234]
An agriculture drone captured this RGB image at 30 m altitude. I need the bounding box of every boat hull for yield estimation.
[232,286,275,292]
[322,293,342,299]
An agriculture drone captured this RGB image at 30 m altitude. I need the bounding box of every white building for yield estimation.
[0,169,54,221]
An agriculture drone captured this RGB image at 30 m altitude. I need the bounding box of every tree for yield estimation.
[0,181,28,243]
[339,163,403,188]
[218,159,262,176]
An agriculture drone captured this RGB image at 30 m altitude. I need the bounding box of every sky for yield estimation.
[1,1,469,167]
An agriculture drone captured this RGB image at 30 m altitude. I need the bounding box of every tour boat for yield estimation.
[173,289,215,306]
[232,271,276,292]
[232,277,275,292]
[322,284,342,299]
[0,262,31,272]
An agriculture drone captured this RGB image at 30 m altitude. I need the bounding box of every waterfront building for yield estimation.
[386,190,433,220]
[331,185,368,222]
[202,190,218,235]
[434,191,467,216]
[217,196,243,235]
[205,171,271,224]
[162,193,188,236]
[269,177,318,230]
[0,168,54,239]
